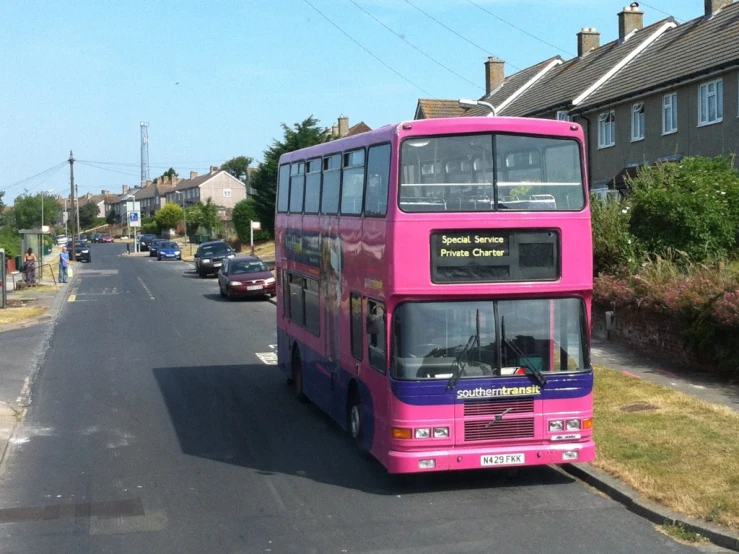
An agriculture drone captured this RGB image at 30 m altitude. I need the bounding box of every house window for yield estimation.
[598,111,615,148]
[631,103,645,141]
[698,79,723,126]
[556,111,570,121]
[663,93,677,134]
[223,188,232,198]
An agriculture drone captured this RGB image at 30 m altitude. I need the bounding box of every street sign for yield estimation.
[251,221,261,230]
[129,212,141,227]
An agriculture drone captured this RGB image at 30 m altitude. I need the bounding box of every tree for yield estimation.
[232,198,258,243]
[158,167,178,181]
[78,202,100,230]
[201,198,219,235]
[185,203,204,237]
[251,116,330,236]
[154,203,184,232]
[106,210,120,225]
[0,191,5,227]
[12,193,60,230]
[221,156,253,184]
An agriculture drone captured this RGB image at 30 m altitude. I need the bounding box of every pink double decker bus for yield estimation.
[275,117,593,474]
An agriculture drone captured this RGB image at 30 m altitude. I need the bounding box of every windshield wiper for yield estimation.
[503,337,547,386]
[446,334,477,389]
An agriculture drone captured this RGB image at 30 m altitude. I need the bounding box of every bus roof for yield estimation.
[279,117,583,164]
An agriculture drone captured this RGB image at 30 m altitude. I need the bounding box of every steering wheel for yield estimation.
[407,343,443,358]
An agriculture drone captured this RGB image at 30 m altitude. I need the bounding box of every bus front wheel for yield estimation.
[348,390,368,457]
[291,347,308,403]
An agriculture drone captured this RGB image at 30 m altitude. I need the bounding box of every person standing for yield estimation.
[22,248,37,286]
[58,246,69,284]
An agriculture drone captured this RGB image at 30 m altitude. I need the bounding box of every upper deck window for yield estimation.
[364,144,391,217]
[289,162,305,213]
[304,158,322,214]
[277,164,291,213]
[399,133,584,212]
[321,154,341,214]
[341,149,365,216]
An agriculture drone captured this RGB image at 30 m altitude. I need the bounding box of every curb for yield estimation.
[561,463,739,551]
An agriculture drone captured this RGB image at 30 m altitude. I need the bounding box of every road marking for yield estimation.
[256,352,278,365]
[136,277,155,300]
[269,344,277,350]
[68,294,76,302]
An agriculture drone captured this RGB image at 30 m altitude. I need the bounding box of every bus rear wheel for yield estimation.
[291,348,308,403]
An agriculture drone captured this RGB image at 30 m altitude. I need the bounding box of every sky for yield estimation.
[0,0,702,204]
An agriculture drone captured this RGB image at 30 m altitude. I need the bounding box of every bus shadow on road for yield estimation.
[153,364,575,496]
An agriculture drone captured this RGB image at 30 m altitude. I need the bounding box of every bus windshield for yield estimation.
[399,133,584,212]
[392,298,588,380]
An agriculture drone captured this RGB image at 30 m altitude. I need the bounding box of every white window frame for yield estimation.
[598,111,615,149]
[698,78,723,126]
[556,110,571,121]
[223,188,232,198]
[631,103,645,141]
[662,93,677,135]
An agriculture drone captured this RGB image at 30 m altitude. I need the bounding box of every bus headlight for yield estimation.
[433,427,449,438]
[414,428,431,439]
[548,420,564,432]
[566,419,581,430]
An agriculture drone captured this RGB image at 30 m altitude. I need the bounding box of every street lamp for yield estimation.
[458,98,497,117]
[174,191,190,255]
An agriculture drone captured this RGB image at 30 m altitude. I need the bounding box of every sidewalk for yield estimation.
[591,338,739,412]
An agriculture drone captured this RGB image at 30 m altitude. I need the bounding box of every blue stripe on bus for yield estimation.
[390,372,592,405]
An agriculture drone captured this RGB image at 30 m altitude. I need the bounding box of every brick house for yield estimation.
[414,0,739,192]
[136,177,177,217]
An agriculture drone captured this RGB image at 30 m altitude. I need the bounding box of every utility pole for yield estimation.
[69,151,76,262]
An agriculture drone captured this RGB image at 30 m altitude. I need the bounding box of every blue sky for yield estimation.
[1,0,701,203]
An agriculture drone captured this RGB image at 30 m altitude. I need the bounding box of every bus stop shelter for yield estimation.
[18,229,51,280]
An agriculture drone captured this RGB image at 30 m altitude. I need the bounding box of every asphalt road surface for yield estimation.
[0,243,713,553]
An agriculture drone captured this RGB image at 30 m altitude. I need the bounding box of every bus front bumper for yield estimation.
[386,440,595,474]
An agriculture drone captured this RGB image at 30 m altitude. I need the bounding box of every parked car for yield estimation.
[148,239,164,257]
[100,235,114,243]
[67,240,91,263]
[157,241,181,261]
[194,241,235,278]
[91,233,102,243]
[218,257,275,300]
[139,234,158,252]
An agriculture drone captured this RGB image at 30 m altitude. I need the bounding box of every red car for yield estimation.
[217,256,276,300]
[100,235,114,243]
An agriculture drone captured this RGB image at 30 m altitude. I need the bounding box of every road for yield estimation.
[0,243,710,553]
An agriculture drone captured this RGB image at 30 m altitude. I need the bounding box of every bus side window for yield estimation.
[289,273,305,326]
[304,277,320,336]
[277,164,290,213]
[321,155,341,214]
[341,150,365,216]
[367,300,386,373]
[282,270,291,318]
[289,162,305,213]
[365,144,390,217]
[350,292,363,360]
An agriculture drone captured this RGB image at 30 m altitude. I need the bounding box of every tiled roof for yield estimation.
[344,122,372,137]
[503,19,673,117]
[136,183,175,199]
[171,170,223,192]
[465,57,562,117]
[416,99,467,119]
[577,3,739,110]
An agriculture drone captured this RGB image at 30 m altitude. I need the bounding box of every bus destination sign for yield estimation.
[430,229,559,284]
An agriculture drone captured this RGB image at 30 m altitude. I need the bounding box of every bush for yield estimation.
[627,156,739,263]
[141,222,158,235]
[591,195,640,275]
[0,226,20,258]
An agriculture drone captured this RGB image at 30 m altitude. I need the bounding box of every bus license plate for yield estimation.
[481,454,524,467]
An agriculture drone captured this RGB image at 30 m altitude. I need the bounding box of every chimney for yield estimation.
[210,165,219,173]
[484,57,505,96]
[338,115,349,137]
[122,184,128,195]
[577,28,600,56]
[331,123,339,137]
[190,171,198,179]
[101,189,109,195]
[618,5,643,40]
[163,175,169,184]
[705,0,732,17]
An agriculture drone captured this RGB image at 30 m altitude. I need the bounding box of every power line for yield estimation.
[0,162,68,194]
[77,161,141,178]
[402,0,520,71]
[638,2,685,23]
[465,0,574,57]
[24,164,68,194]
[346,0,483,90]
[301,0,436,98]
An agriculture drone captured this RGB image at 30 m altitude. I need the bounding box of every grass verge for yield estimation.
[593,366,739,529]
[0,306,48,326]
